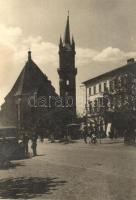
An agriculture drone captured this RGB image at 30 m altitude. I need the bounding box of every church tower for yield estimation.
[58,13,77,116]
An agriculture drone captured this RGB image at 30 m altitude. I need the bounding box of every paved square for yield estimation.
[0,139,136,200]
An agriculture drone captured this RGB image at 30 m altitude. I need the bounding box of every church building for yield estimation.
[0,51,57,129]
[0,13,77,132]
[58,13,77,117]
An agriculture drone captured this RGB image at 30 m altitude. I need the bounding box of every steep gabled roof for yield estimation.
[5,51,57,99]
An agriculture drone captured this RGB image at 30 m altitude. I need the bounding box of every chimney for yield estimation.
[127,58,135,64]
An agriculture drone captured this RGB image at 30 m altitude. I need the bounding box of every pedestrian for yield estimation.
[83,125,88,144]
[22,133,29,157]
[31,132,38,156]
[50,133,55,143]
[80,123,87,143]
[91,133,97,144]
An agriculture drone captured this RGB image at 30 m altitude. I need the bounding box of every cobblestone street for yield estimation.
[0,139,136,200]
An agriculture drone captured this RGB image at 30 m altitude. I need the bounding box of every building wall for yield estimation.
[84,69,136,135]
[86,71,136,113]
[81,60,136,139]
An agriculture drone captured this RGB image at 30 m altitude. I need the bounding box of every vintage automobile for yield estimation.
[0,126,25,161]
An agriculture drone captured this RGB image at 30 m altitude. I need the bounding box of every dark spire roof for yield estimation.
[59,36,63,47]
[28,50,31,61]
[5,51,57,99]
[63,11,71,45]
[72,35,75,43]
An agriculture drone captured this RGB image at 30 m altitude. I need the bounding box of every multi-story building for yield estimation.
[83,58,136,136]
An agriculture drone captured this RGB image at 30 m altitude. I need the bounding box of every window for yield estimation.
[114,78,118,89]
[89,87,92,96]
[94,99,98,112]
[88,101,92,113]
[99,84,102,92]
[99,97,103,107]
[66,80,69,85]
[118,77,122,87]
[94,99,98,107]
[93,86,96,94]
[104,82,107,92]
[121,76,127,86]
[109,81,114,92]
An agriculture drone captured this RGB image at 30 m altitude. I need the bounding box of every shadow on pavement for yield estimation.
[0,160,25,170]
[5,162,25,169]
[0,177,66,199]
[59,139,77,144]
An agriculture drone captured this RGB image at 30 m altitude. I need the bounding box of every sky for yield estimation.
[0,0,136,113]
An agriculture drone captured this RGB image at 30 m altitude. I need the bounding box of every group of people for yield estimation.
[80,124,97,144]
[22,132,38,157]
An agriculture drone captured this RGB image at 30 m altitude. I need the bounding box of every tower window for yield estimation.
[66,80,70,85]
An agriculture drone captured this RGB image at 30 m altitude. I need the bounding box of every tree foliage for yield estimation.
[44,108,75,138]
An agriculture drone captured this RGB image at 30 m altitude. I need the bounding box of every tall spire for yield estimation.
[59,36,63,47]
[64,11,71,45]
[28,50,31,61]
[72,35,75,44]
[72,35,75,49]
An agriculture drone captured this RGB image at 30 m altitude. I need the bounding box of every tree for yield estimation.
[105,72,136,144]
[44,108,75,139]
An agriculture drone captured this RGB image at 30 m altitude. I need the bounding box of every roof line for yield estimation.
[82,61,136,84]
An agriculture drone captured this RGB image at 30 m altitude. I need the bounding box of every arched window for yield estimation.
[66,80,70,85]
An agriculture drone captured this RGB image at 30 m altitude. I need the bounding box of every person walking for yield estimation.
[22,133,29,157]
[31,132,38,156]
[83,125,88,144]
[91,133,97,144]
